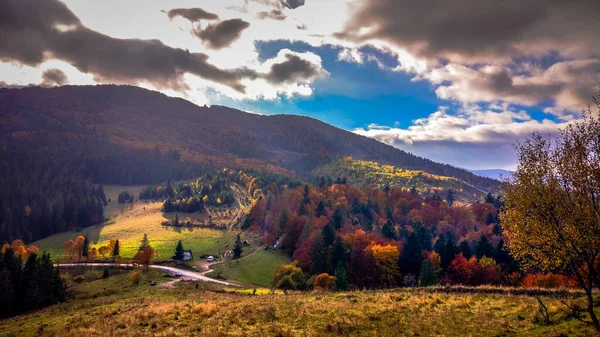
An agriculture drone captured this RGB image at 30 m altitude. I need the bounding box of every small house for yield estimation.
[183,250,193,261]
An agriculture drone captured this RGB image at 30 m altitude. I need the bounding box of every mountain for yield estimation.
[470,169,513,180]
[0,85,500,192]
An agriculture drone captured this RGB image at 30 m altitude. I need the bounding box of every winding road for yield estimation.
[57,263,239,287]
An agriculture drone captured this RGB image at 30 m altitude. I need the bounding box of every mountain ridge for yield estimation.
[0,84,500,193]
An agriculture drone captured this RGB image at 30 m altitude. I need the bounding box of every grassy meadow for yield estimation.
[208,249,291,287]
[0,268,598,337]
[34,185,231,262]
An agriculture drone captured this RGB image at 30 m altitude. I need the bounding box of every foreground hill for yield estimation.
[0,270,594,337]
[0,85,499,192]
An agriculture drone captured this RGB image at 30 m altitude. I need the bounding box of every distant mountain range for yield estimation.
[0,85,501,196]
[469,169,513,180]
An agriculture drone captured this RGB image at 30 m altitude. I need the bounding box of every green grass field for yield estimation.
[0,269,597,337]
[208,249,291,287]
[34,186,231,262]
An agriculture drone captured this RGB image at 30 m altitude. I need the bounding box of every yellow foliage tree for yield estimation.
[369,244,400,288]
[134,246,157,268]
[501,102,600,331]
[314,273,336,290]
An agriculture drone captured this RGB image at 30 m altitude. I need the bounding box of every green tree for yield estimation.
[381,220,396,241]
[331,208,343,230]
[82,237,89,259]
[475,236,494,259]
[419,259,437,286]
[501,102,600,332]
[173,240,185,261]
[485,192,495,204]
[112,239,120,259]
[458,240,472,259]
[277,208,288,235]
[334,262,348,291]
[400,232,422,276]
[316,201,326,218]
[139,233,150,251]
[233,234,243,259]
[321,223,335,246]
[102,267,109,279]
[445,189,455,207]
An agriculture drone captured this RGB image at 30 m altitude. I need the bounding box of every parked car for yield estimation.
[174,273,182,277]
[150,281,157,286]
[206,256,214,262]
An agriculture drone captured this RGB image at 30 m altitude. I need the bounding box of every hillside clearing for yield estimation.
[208,249,291,287]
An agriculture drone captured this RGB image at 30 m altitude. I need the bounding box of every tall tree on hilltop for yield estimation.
[445,189,455,207]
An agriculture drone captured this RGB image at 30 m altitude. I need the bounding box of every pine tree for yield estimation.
[334,262,348,291]
[297,202,306,216]
[475,235,494,259]
[485,192,495,204]
[418,259,437,286]
[445,189,455,207]
[485,212,496,225]
[322,223,335,246]
[332,237,346,269]
[174,240,185,261]
[112,239,120,259]
[233,235,243,259]
[174,214,179,226]
[102,267,109,279]
[139,233,150,251]
[332,208,343,230]
[400,232,422,276]
[303,185,311,204]
[316,201,326,218]
[382,220,396,241]
[459,240,473,259]
[82,237,89,259]
[277,209,288,235]
[311,238,325,274]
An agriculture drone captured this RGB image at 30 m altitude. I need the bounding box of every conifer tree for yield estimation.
[173,240,185,261]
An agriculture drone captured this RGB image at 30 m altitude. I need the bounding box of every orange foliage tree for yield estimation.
[134,247,157,268]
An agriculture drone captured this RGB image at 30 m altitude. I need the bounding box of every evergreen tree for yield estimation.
[415,224,433,251]
[331,208,343,230]
[174,214,179,226]
[303,185,311,204]
[485,192,495,204]
[494,239,512,266]
[382,220,396,241]
[332,237,346,269]
[322,223,335,246]
[445,189,455,207]
[103,267,109,279]
[82,237,89,259]
[459,240,473,259]
[277,208,288,235]
[174,240,185,261]
[316,201,326,218]
[400,232,423,276]
[440,235,458,268]
[113,239,120,259]
[475,235,494,259]
[139,233,150,251]
[485,212,496,225]
[311,238,325,274]
[492,223,502,236]
[419,259,437,286]
[334,262,348,291]
[434,234,446,254]
[297,202,306,216]
[233,234,243,259]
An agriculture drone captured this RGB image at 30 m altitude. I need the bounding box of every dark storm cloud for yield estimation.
[0,0,255,92]
[281,0,305,9]
[338,0,600,61]
[257,9,287,21]
[194,19,250,50]
[41,68,68,86]
[166,8,219,22]
[265,53,320,84]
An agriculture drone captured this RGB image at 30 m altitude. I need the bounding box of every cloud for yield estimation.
[0,0,256,92]
[338,0,600,63]
[421,59,600,118]
[257,9,287,21]
[265,52,323,84]
[194,19,250,49]
[165,8,219,22]
[282,0,306,9]
[353,105,569,169]
[41,68,68,86]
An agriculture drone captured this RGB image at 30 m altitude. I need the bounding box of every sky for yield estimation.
[1,0,599,170]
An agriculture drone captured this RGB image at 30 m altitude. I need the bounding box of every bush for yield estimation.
[118,191,134,204]
[73,274,86,282]
[103,267,109,279]
[314,273,336,291]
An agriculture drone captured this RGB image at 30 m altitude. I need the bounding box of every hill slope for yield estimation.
[0,85,499,192]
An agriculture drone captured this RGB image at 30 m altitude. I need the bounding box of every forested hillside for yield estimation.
[0,85,499,191]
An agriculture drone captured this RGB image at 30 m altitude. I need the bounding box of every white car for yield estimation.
[206,256,214,262]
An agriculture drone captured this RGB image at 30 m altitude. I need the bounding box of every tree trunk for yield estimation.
[585,290,600,333]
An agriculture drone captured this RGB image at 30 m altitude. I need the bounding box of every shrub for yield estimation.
[73,274,86,282]
[314,273,336,290]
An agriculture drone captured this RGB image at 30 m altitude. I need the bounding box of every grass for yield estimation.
[1,273,598,337]
[34,186,231,262]
[208,249,291,287]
